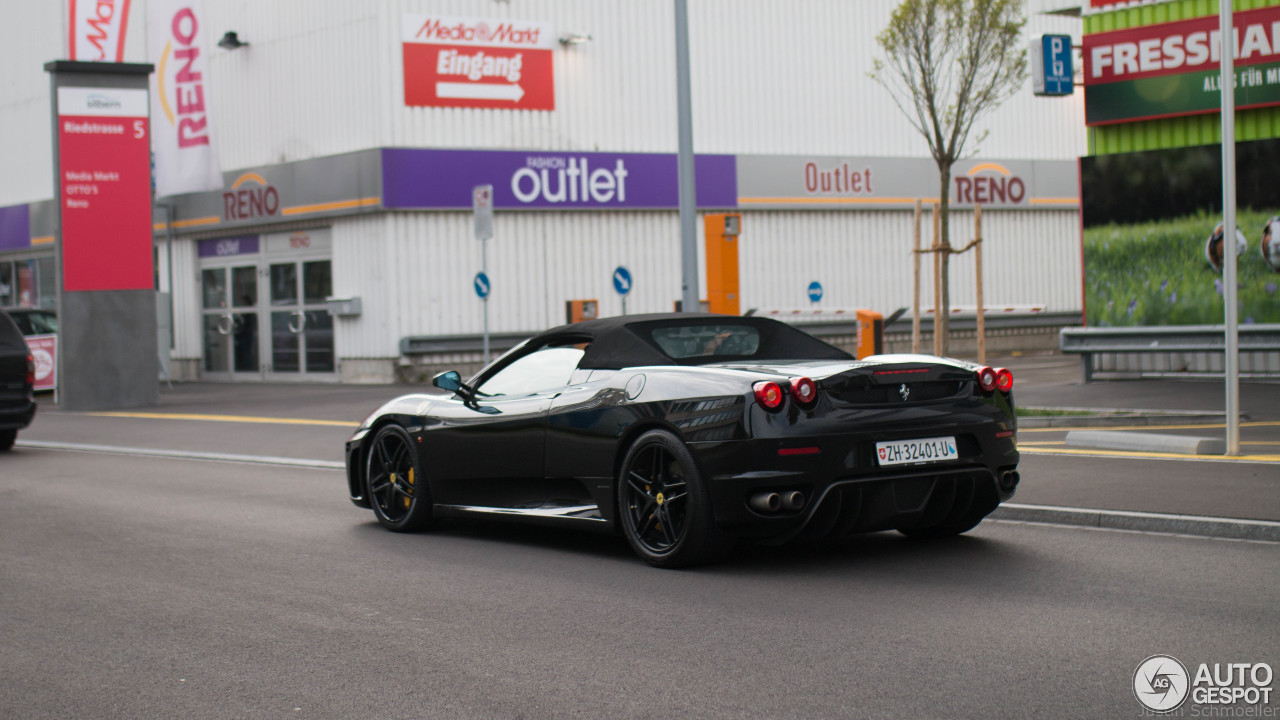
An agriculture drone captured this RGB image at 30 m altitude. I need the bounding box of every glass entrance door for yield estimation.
[264,258,334,381]
[201,264,262,380]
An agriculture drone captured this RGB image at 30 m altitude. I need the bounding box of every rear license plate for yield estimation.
[875,436,958,466]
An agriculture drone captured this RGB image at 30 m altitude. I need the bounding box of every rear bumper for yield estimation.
[689,416,1018,540]
[0,397,36,431]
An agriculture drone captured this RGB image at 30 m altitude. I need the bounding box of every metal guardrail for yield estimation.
[1060,324,1280,382]
[884,311,1080,333]
[397,312,1082,359]
[399,332,531,357]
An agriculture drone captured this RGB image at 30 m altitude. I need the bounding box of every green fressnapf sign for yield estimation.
[1087,61,1280,125]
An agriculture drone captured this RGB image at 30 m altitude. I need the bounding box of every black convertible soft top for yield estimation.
[523,313,852,369]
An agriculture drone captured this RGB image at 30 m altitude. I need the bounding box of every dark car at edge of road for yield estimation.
[0,309,37,451]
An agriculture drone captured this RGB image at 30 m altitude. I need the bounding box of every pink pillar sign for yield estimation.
[56,86,153,292]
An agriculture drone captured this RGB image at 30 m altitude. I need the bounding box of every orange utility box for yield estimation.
[704,213,741,316]
[565,299,599,324]
[855,308,884,359]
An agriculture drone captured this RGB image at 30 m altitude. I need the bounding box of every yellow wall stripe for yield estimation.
[281,197,381,215]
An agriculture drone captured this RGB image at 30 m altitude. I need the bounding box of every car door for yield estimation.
[426,344,585,507]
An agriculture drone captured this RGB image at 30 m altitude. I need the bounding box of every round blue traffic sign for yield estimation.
[612,266,633,296]
[473,271,491,299]
[807,281,823,303]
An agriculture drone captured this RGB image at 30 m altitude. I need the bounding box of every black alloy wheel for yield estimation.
[366,424,432,532]
[617,429,729,568]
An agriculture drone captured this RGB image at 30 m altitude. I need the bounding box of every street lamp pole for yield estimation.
[1219,0,1240,455]
[674,0,699,313]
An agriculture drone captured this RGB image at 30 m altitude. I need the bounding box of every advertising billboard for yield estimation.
[56,85,153,292]
[402,14,555,111]
[148,0,222,197]
[1083,5,1280,125]
[69,0,131,62]
[382,149,737,210]
[1080,137,1280,327]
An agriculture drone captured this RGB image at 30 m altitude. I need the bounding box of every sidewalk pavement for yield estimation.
[1004,350,1280,421]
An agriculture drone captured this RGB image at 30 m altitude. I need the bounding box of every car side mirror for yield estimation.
[432,370,462,393]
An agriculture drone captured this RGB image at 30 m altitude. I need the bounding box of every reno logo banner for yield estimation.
[69,0,131,62]
[734,155,1072,210]
[222,173,280,221]
[402,14,555,110]
[953,163,1028,207]
[147,0,222,197]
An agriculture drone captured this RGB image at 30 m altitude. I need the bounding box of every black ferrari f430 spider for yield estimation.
[346,313,1019,567]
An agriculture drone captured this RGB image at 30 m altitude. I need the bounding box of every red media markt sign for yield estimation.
[56,86,154,292]
[402,14,555,111]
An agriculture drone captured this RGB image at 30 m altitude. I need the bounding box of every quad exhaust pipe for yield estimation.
[781,490,806,511]
[749,492,782,513]
[999,470,1020,492]
[749,490,807,514]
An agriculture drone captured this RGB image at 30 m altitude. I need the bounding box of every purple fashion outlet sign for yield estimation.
[0,204,31,252]
[382,148,737,210]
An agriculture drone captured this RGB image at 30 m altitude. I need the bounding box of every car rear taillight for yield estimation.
[789,376,817,407]
[975,366,997,392]
[753,381,786,411]
[995,367,1013,392]
[26,353,34,386]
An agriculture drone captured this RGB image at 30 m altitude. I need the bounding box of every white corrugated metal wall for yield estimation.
[0,5,75,204]
[154,236,203,360]
[333,210,688,358]
[202,1,386,169]
[197,0,1086,163]
[734,209,1081,315]
[686,1,1085,159]
[0,1,1087,200]
[328,206,1081,360]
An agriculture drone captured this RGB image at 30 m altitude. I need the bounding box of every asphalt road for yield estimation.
[2,447,1276,719]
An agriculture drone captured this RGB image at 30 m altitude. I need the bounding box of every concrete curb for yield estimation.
[1065,430,1226,455]
[1018,410,1229,429]
[990,503,1280,542]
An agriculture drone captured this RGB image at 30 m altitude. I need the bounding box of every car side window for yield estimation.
[476,345,586,397]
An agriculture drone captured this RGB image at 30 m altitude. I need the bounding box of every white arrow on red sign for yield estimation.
[436,82,525,102]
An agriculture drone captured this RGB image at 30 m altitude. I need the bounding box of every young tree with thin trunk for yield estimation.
[872,0,1027,356]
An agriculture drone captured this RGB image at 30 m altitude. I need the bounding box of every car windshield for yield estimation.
[649,324,761,359]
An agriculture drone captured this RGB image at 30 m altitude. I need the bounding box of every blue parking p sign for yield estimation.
[1032,34,1073,97]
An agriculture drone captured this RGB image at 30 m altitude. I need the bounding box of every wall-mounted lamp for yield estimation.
[558,33,592,46]
[217,31,249,50]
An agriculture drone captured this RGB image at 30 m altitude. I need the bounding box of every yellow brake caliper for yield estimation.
[404,467,414,509]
